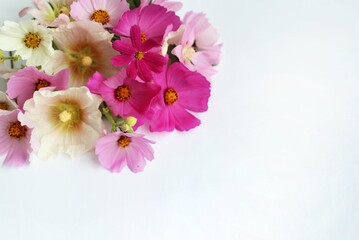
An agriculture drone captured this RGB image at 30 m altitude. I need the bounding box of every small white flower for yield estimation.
[0,20,54,66]
[23,87,104,159]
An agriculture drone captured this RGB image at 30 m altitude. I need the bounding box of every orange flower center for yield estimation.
[141,32,147,43]
[115,85,131,102]
[91,10,110,25]
[135,51,144,60]
[8,121,27,139]
[164,88,178,105]
[35,79,50,91]
[118,135,131,148]
[0,102,8,110]
[23,32,42,49]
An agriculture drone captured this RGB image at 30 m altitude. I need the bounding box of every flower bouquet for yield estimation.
[0,0,221,173]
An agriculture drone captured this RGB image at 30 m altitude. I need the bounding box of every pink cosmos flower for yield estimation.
[140,0,182,12]
[86,69,160,121]
[169,12,222,79]
[112,25,167,82]
[7,67,69,110]
[150,62,211,132]
[70,0,129,28]
[0,109,32,167]
[114,4,181,44]
[95,132,154,173]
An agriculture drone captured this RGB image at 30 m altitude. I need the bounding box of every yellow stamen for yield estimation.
[59,110,72,123]
[91,10,110,25]
[115,85,131,102]
[135,51,144,60]
[118,135,131,148]
[8,121,27,139]
[81,56,93,67]
[164,88,178,105]
[23,32,42,49]
[35,79,50,91]
[183,47,195,64]
[141,32,147,43]
[59,6,70,16]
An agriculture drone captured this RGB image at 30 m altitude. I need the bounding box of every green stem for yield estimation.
[101,107,117,132]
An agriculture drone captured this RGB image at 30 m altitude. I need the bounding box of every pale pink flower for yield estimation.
[169,12,222,78]
[0,110,32,167]
[150,62,211,132]
[19,0,73,27]
[43,21,117,87]
[70,0,129,27]
[7,67,69,110]
[95,132,154,173]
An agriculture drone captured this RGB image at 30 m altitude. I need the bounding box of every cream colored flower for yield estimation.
[0,20,54,66]
[23,87,104,159]
[43,20,117,87]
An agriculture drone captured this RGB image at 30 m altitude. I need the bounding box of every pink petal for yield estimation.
[125,147,146,173]
[3,141,30,167]
[130,25,142,49]
[113,40,136,55]
[150,107,175,132]
[114,7,141,36]
[137,60,153,82]
[143,52,167,73]
[171,104,201,131]
[112,54,133,67]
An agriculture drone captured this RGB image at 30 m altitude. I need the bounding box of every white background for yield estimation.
[1,0,359,239]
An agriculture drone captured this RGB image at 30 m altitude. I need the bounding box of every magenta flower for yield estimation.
[7,66,69,110]
[0,109,32,167]
[113,4,181,44]
[150,63,211,132]
[70,0,129,27]
[86,69,160,121]
[95,132,154,173]
[112,25,167,82]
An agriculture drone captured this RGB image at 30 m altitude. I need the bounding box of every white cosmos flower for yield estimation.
[23,87,104,159]
[0,20,54,66]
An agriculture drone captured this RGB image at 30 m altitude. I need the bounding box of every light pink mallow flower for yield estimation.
[7,67,69,110]
[0,110,32,167]
[150,62,210,132]
[114,4,181,44]
[70,0,129,27]
[95,132,154,173]
[169,12,222,79]
[19,0,73,27]
[112,25,167,82]
[141,0,182,12]
[43,21,117,87]
[86,69,160,121]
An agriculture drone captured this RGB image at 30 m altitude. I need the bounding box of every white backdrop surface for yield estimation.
[1,0,359,239]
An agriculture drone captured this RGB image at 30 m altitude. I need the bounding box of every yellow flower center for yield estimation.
[164,88,178,105]
[35,79,50,91]
[118,135,131,148]
[135,51,144,60]
[115,85,131,102]
[91,10,110,25]
[55,103,81,128]
[0,102,8,110]
[8,121,27,139]
[81,56,93,67]
[183,46,196,64]
[141,32,147,43]
[23,32,42,49]
[59,6,70,16]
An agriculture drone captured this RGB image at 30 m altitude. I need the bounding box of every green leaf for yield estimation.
[126,0,141,10]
